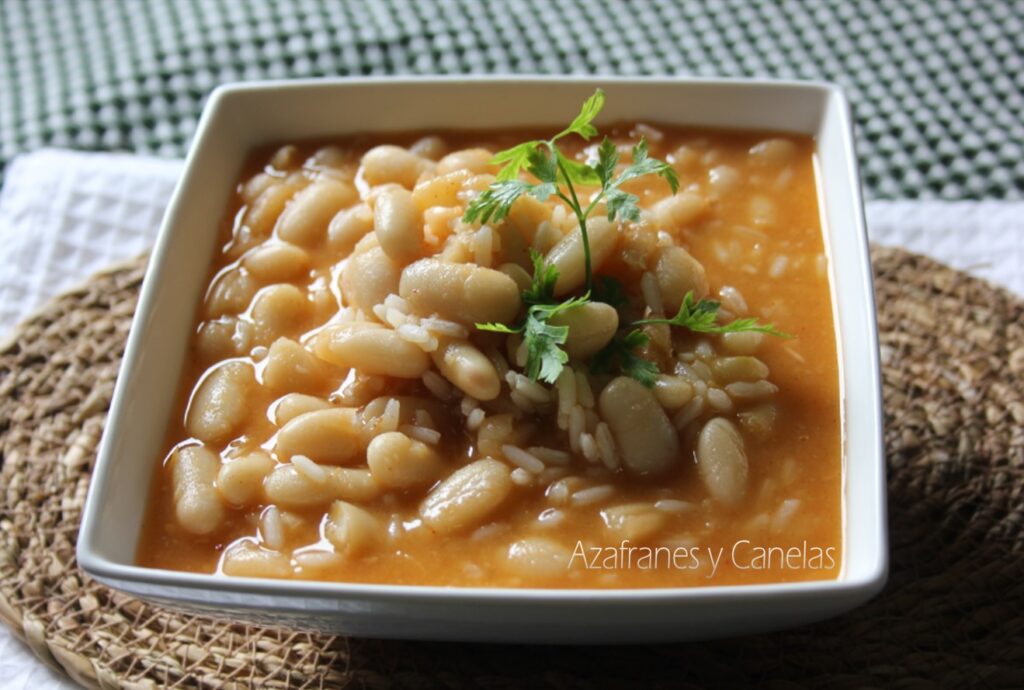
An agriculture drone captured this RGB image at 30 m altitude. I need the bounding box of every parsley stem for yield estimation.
[554,156,593,293]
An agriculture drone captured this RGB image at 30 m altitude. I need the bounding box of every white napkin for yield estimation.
[0,149,1021,689]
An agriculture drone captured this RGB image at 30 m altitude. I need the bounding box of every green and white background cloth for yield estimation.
[0,1,1021,687]
[2,0,1022,198]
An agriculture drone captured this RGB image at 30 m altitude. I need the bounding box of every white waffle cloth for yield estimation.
[0,149,1021,689]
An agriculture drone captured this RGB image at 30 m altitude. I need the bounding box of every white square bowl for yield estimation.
[77,77,887,643]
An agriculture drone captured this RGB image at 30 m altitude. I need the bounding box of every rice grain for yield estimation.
[571,485,614,506]
[400,424,441,445]
[260,506,285,551]
[292,454,327,484]
[502,445,545,474]
[466,407,486,431]
[380,398,401,433]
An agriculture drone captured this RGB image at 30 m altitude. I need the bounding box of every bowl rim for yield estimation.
[77,74,888,606]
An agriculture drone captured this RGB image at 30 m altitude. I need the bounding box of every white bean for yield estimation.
[696,417,748,505]
[505,538,571,578]
[244,182,298,238]
[721,331,765,355]
[250,284,312,342]
[653,375,694,409]
[498,262,533,292]
[409,135,447,161]
[549,301,619,360]
[327,203,373,256]
[374,186,425,263]
[737,402,777,437]
[649,191,707,230]
[600,503,668,542]
[185,361,257,443]
[436,148,494,176]
[750,138,798,165]
[366,431,445,489]
[272,393,332,425]
[505,194,552,244]
[339,246,401,317]
[653,245,709,310]
[324,500,383,558]
[263,464,380,509]
[431,338,502,401]
[276,180,358,246]
[241,172,277,205]
[275,407,363,465]
[241,243,311,283]
[195,316,250,363]
[220,540,291,578]
[314,322,431,378]
[420,458,512,534]
[410,169,471,210]
[712,356,769,383]
[399,258,521,326]
[362,145,432,188]
[598,377,680,477]
[263,338,330,393]
[205,268,257,318]
[216,450,274,506]
[172,445,225,535]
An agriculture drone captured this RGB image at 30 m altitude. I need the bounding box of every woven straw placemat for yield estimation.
[0,246,1021,689]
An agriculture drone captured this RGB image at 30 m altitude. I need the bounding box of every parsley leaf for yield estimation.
[605,187,642,222]
[594,137,619,186]
[599,137,680,222]
[530,293,591,321]
[632,291,791,338]
[523,314,570,382]
[554,89,605,141]
[477,292,589,384]
[527,146,558,183]
[476,321,521,334]
[616,138,680,193]
[555,149,601,186]
[492,141,542,181]
[523,250,559,305]
[591,329,659,387]
[593,275,628,310]
[462,179,533,225]
[619,330,660,387]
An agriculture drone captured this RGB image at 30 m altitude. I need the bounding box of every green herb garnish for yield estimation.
[463,89,678,295]
[463,90,677,383]
[591,329,660,387]
[522,249,559,305]
[463,90,787,386]
[478,293,591,384]
[632,291,791,338]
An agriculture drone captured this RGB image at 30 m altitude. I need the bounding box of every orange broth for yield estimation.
[137,124,842,588]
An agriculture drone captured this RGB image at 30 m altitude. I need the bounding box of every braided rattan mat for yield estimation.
[0,247,1021,689]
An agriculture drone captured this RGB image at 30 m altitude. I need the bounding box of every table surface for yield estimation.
[1,0,1022,200]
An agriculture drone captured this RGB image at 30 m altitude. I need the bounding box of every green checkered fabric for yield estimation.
[1,0,1021,199]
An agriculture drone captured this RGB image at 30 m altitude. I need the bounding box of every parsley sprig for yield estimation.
[591,293,788,388]
[462,90,788,387]
[463,89,679,294]
[631,291,791,338]
[463,90,677,383]
[591,329,660,387]
[478,252,589,383]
